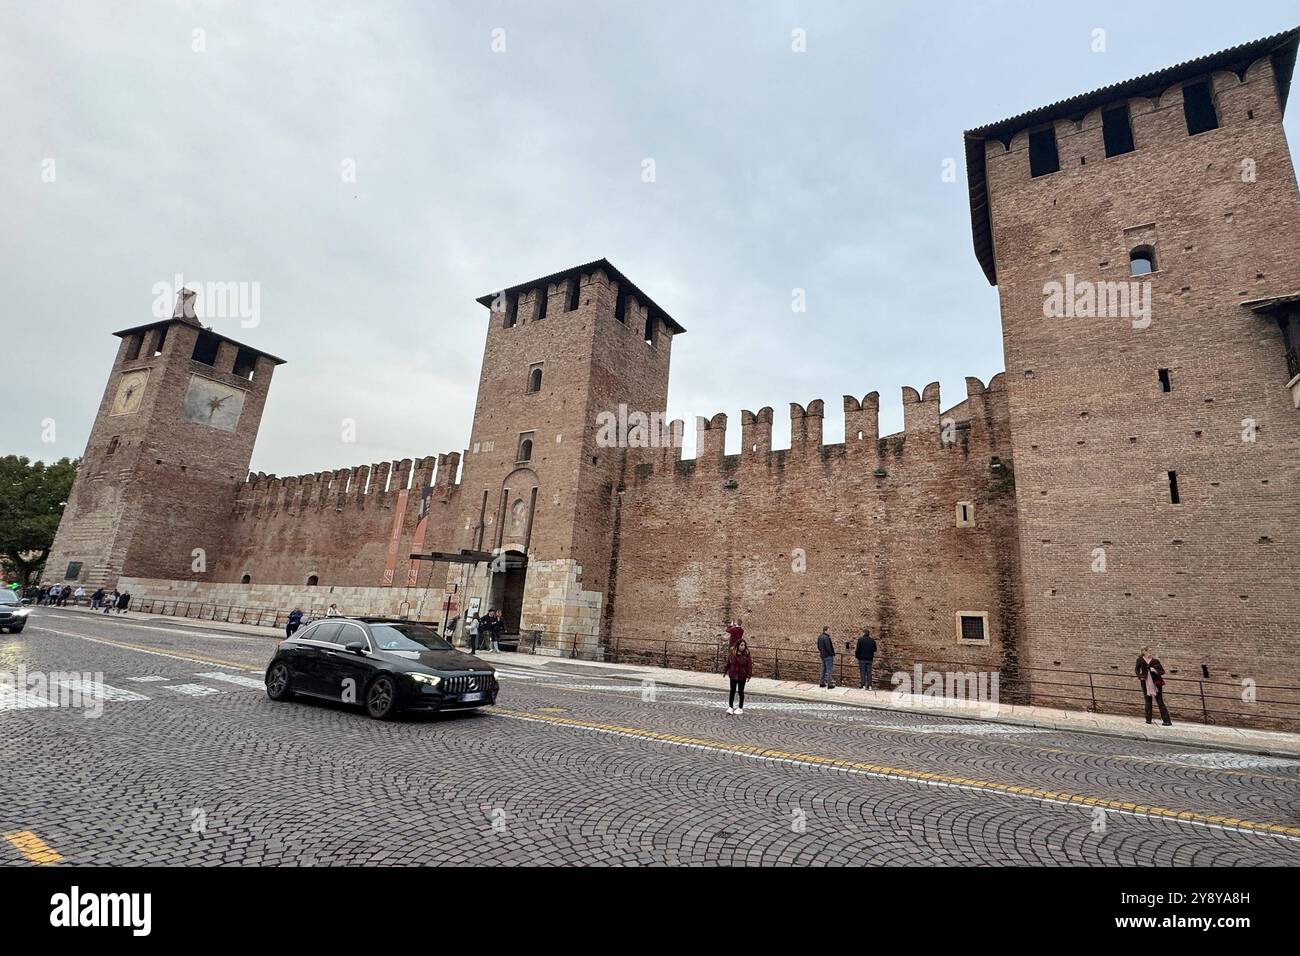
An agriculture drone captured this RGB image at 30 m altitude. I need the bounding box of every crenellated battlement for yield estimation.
[636,374,1010,484]
[236,451,463,519]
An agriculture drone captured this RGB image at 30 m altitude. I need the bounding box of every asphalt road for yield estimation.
[2,608,1298,866]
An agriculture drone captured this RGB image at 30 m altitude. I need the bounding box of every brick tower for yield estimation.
[44,291,283,589]
[450,259,683,649]
[966,30,1300,683]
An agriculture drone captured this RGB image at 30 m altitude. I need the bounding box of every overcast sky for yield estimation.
[4,0,1297,475]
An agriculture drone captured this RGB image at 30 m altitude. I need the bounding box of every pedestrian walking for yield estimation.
[816,626,836,689]
[854,628,877,689]
[724,638,754,715]
[725,619,744,647]
[466,613,480,652]
[74,585,86,606]
[489,612,502,653]
[1135,646,1173,726]
[104,590,117,614]
[286,607,304,638]
[90,588,104,611]
[115,590,131,614]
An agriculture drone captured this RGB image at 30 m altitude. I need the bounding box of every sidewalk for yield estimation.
[44,605,1300,758]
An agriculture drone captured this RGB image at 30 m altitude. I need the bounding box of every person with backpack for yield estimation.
[724,638,754,715]
[854,628,877,689]
[1135,646,1173,726]
[816,626,836,689]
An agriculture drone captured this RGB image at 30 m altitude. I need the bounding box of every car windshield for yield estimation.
[0,591,18,605]
[368,622,453,652]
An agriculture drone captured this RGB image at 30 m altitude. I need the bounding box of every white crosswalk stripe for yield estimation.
[125,676,170,683]
[195,671,266,690]
[1148,752,1300,771]
[0,686,57,711]
[51,677,150,702]
[165,683,225,697]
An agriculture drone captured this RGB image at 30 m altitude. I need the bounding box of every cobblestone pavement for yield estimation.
[2,609,1298,866]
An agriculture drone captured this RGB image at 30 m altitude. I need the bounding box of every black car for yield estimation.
[0,589,31,633]
[264,617,499,720]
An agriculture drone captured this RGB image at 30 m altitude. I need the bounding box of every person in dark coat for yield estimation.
[1135,646,1172,725]
[724,638,754,714]
[286,608,304,638]
[816,627,836,689]
[115,591,131,614]
[91,588,104,611]
[854,629,877,689]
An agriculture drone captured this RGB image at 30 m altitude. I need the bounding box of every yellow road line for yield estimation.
[510,677,1299,784]
[4,830,63,865]
[492,707,1300,841]
[36,627,261,672]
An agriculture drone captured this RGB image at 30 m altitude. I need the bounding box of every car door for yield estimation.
[316,622,375,705]
[292,621,343,696]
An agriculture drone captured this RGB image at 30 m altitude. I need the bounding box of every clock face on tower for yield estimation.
[110,369,149,416]
[180,374,247,432]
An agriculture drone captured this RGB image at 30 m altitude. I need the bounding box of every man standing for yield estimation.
[466,613,480,653]
[854,628,877,689]
[816,626,836,689]
[286,607,304,638]
[73,585,86,606]
[725,619,744,647]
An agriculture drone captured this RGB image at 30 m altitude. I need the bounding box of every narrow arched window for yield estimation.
[1130,245,1156,276]
[517,434,534,462]
[528,366,542,393]
[240,574,251,584]
[306,574,319,587]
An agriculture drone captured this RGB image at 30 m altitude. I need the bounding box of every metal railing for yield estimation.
[514,628,1300,729]
[122,598,1300,728]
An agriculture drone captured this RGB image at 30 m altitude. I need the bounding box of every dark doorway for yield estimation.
[490,550,528,635]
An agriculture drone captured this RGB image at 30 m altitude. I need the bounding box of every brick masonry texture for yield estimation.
[41,39,1300,706]
[982,55,1300,688]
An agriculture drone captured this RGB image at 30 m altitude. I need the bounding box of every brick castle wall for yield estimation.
[983,55,1300,685]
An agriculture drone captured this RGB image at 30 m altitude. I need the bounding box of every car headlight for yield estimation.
[409,673,441,687]
[15,608,30,617]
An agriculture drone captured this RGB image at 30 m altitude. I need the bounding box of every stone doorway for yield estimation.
[489,549,528,635]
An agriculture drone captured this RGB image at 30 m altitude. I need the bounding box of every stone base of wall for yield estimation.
[520,558,604,656]
[116,577,448,623]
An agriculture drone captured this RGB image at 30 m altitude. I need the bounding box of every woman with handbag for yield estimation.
[724,639,754,715]
[1135,646,1173,726]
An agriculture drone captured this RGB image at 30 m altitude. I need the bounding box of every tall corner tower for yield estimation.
[965,28,1300,680]
[45,291,284,589]
[454,259,684,647]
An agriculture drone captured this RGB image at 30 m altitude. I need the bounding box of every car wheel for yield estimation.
[265,662,294,701]
[365,675,399,720]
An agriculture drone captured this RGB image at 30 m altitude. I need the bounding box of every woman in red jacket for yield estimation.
[724,638,754,715]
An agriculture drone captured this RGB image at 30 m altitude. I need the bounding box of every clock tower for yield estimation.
[44,291,283,589]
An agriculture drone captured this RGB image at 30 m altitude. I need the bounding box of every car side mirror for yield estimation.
[345,641,367,655]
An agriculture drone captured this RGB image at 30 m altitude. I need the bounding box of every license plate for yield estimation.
[461,692,484,702]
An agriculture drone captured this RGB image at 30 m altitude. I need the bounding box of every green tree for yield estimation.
[0,456,77,586]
